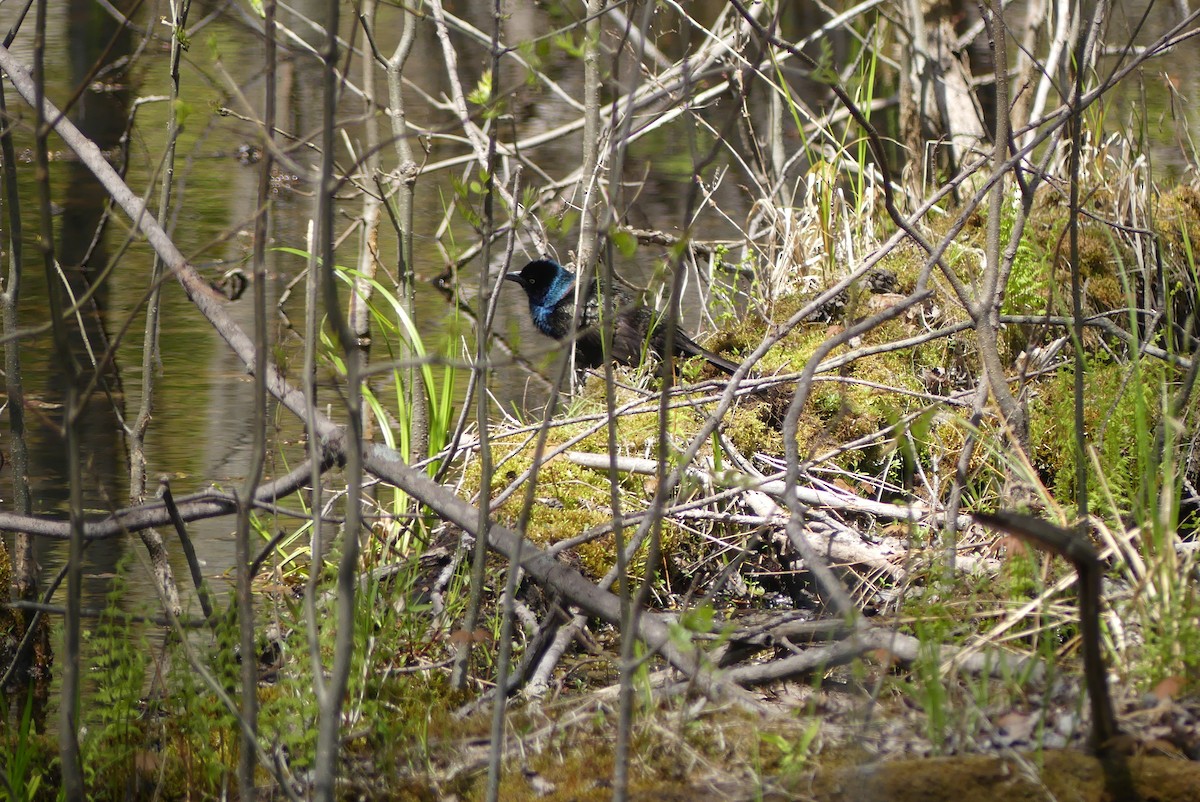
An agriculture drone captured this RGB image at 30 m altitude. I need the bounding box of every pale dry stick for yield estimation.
[526,611,590,699]
[427,0,515,194]
[1017,0,1072,148]
[48,263,105,369]
[601,6,689,770]
[912,0,989,172]
[573,0,604,284]
[415,5,771,179]
[546,481,779,557]
[60,237,87,791]
[131,0,190,504]
[369,0,420,463]
[308,1,368,794]
[300,215,328,789]
[426,2,586,112]
[608,2,671,69]
[477,10,519,795]
[976,0,1028,452]
[565,451,936,524]
[349,0,382,417]
[158,480,216,623]
[724,624,1039,687]
[746,474,939,525]
[0,454,336,542]
[233,0,278,792]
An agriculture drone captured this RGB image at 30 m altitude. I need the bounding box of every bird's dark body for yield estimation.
[505,259,738,374]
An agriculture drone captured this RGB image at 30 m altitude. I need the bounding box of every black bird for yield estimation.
[504,259,738,374]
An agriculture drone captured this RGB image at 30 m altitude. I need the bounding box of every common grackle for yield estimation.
[504,258,738,374]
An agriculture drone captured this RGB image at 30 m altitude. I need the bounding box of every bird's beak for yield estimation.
[504,272,525,287]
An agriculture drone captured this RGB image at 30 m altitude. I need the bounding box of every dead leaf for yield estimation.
[447,628,491,645]
[1152,675,1185,701]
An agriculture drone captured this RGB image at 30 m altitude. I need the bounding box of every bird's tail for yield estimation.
[676,332,739,375]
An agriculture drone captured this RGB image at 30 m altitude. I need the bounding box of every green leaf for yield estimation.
[554,32,584,59]
[679,603,715,634]
[173,99,191,127]
[809,39,840,85]
[759,732,789,751]
[467,69,493,107]
[610,229,638,258]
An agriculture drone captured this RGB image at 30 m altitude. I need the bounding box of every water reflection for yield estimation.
[27,0,136,602]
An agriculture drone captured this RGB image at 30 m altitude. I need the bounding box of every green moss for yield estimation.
[463,397,710,578]
[476,703,820,801]
[811,752,1200,802]
[1028,356,1165,513]
[1155,184,1200,256]
[725,401,785,460]
[0,538,9,590]
[0,539,13,640]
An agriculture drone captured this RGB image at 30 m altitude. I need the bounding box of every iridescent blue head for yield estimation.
[505,259,577,337]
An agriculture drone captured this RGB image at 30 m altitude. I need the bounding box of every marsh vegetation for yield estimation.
[1,0,1199,800]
